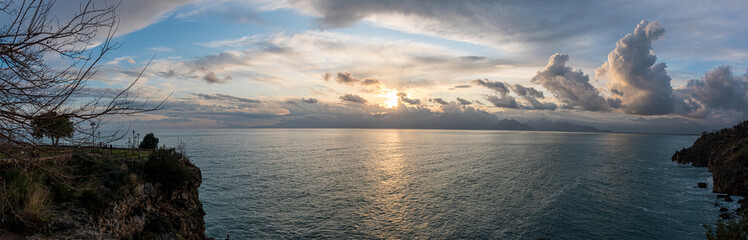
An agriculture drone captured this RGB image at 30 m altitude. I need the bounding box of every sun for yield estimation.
[381,89,399,108]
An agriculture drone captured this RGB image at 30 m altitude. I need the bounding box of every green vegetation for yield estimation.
[144,148,195,189]
[139,133,160,149]
[0,146,193,233]
[705,210,748,240]
[30,111,73,147]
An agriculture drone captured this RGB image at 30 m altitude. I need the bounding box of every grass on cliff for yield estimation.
[0,147,194,234]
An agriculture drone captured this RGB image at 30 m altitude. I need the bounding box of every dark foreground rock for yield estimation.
[673,120,748,195]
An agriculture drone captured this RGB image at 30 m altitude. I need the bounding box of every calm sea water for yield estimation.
[151,128,732,239]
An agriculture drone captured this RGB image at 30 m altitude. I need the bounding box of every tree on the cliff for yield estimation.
[31,111,73,147]
[139,133,159,149]
[0,0,166,157]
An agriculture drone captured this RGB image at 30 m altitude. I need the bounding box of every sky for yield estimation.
[46,0,748,133]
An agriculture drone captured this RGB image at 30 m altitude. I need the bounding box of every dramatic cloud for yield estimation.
[339,94,368,104]
[683,66,748,112]
[531,53,611,111]
[474,78,555,110]
[596,20,674,115]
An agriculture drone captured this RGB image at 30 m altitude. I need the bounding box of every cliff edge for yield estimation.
[0,148,209,239]
[672,120,748,195]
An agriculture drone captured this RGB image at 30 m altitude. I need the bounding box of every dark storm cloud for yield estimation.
[339,94,368,104]
[430,98,449,105]
[596,20,675,115]
[531,53,611,111]
[473,79,510,95]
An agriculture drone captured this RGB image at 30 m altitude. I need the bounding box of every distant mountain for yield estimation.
[496,119,534,130]
[524,118,600,132]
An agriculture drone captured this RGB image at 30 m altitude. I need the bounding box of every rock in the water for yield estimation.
[725,196,734,202]
[720,207,729,212]
[698,182,708,188]
[720,213,732,219]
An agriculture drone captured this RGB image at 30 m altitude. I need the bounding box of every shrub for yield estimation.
[705,210,748,240]
[139,133,159,149]
[143,149,194,189]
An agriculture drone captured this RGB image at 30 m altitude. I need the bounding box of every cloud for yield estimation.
[360,78,382,85]
[193,93,261,103]
[475,78,555,110]
[203,71,232,83]
[683,66,748,112]
[531,53,611,111]
[596,20,675,115]
[456,98,472,105]
[451,84,472,89]
[149,46,174,52]
[339,94,368,104]
[430,98,449,105]
[473,79,510,95]
[486,95,518,109]
[335,72,359,84]
[397,92,421,105]
[301,97,319,104]
[508,84,544,99]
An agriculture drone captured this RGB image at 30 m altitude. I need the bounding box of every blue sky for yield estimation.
[64,0,748,133]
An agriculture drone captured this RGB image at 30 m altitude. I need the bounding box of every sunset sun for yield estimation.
[382,89,399,108]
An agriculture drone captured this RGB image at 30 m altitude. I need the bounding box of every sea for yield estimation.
[149,128,734,239]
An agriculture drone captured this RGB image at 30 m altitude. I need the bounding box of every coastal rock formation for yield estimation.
[1,150,209,239]
[672,120,748,195]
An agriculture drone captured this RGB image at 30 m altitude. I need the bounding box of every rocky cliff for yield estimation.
[672,120,748,195]
[0,149,209,239]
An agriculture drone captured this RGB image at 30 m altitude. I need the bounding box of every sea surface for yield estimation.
[151,128,734,239]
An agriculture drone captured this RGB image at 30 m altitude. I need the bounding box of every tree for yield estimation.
[138,133,158,149]
[31,111,73,146]
[0,0,167,158]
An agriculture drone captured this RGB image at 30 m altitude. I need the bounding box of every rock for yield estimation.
[715,202,721,207]
[720,213,732,219]
[720,207,729,212]
[725,196,734,202]
[672,120,748,195]
[718,194,730,198]
[698,182,708,188]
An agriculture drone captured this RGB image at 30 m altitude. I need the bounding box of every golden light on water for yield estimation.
[381,89,399,108]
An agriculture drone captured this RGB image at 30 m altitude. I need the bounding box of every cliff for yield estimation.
[672,120,748,195]
[0,148,209,239]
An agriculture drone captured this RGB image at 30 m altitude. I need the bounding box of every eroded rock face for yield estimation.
[673,120,748,196]
[27,163,208,240]
[96,166,207,240]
